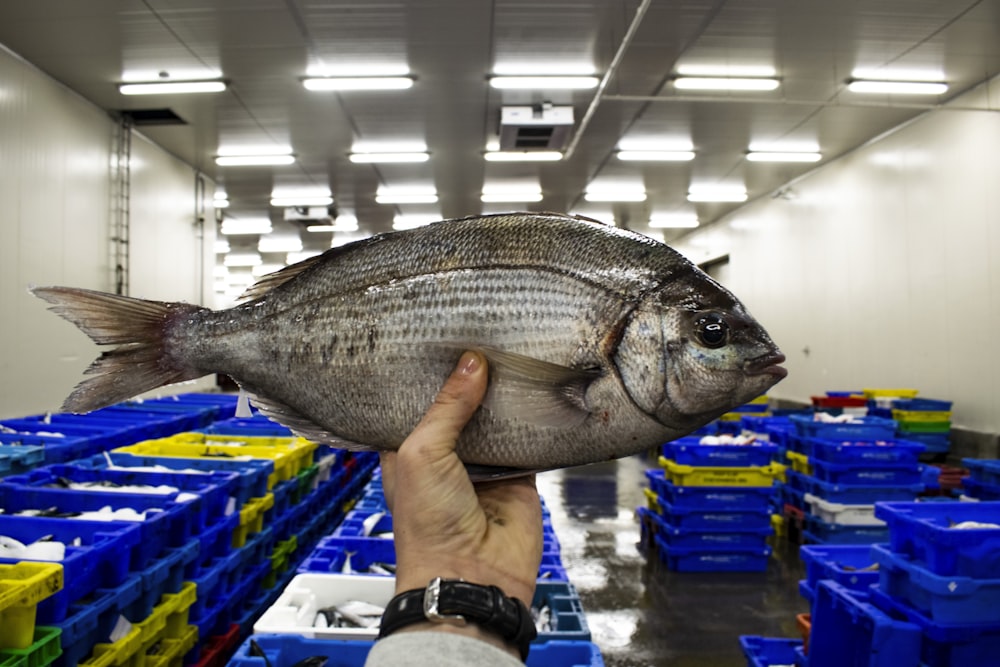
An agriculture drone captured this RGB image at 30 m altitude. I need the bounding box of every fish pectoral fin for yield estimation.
[474,345,598,429]
[245,388,376,451]
[464,463,547,482]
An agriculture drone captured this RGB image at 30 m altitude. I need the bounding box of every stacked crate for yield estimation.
[864,390,954,458]
[639,434,783,572]
[783,413,926,545]
[961,459,1000,500]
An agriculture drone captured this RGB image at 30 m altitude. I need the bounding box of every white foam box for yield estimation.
[253,572,396,639]
[804,493,886,526]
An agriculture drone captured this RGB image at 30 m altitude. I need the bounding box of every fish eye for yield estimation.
[695,313,729,348]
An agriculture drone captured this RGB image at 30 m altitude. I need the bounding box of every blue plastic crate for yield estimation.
[875,501,1000,578]
[658,500,772,532]
[229,634,605,667]
[662,437,778,468]
[790,415,897,441]
[89,405,208,435]
[803,514,889,545]
[739,635,805,667]
[0,463,239,541]
[799,544,881,602]
[651,475,777,513]
[651,511,773,549]
[188,547,247,624]
[810,459,923,486]
[891,398,953,412]
[0,443,45,475]
[871,543,1000,625]
[784,470,923,505]
[333,509,395,539]
[0,514,142,624]
[962,476,1000,501]
[54,574,144,667]
[653,535,771,572]
[129,538,199,621]
[0,432,96,465]
[189,511,241,574]
[0,419,129,453]
[868,585,1000,667]
[899,432,950,454]
[963,458,1000,486]
[200,417,293,437]
[808,438,925,465]
[534,581,591,642]
[808,580,921,667]
[74,451,272,507]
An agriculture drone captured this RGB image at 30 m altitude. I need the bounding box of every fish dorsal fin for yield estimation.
[243,388,376,452]
[474,345,599,429]
[238,252,327,302]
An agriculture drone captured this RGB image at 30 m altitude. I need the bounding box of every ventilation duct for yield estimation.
[499,105,574,151]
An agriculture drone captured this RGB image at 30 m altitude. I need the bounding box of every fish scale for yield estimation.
[32,213,786,476]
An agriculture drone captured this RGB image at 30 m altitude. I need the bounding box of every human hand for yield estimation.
[379,350,543,650]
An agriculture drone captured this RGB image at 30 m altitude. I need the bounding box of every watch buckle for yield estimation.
[423,577,468,626]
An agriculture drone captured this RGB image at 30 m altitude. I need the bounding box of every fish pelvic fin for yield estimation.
[31,286,205,413]
[246,389,378,451]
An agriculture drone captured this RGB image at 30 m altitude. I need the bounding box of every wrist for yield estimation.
[392,620,522,660]
[395,556,536,604]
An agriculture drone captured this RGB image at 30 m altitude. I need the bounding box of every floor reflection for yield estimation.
[537,455,808,667]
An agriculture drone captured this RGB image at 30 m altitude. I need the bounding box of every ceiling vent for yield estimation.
[119,108,187,126]
[499,105,574,150]
[284,206,333,222]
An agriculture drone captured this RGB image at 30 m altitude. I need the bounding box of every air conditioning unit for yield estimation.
[283,206,332,222]
[499,105,574,151]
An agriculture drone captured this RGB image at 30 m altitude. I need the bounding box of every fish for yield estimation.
[31,213,786,479]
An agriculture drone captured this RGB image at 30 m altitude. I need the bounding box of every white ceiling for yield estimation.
[1,0,998,262]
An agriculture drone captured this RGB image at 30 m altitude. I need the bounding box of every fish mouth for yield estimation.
[745,351,788,379]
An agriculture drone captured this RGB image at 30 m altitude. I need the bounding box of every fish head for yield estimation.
[614,273,786,429]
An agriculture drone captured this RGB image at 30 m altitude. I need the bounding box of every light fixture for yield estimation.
[258,235,303,254]
[252,263,285,277]
[673,77,780,91]
[584,187,647,203]
[223,252,262,267]
[648,214,699,229]
[616,150,695,162]
[483,151,562,162]
[216,154,295,166]
[119,80,226,95]
[393,214,440,230]
[214,240,230,254]
[687,186,748,203]
[212,265,229,278]
[747,151,822,163]
[213,196,229,208]
[308,214,359,233]
[375,187,438,204]
[480,191,543,203]
[287,250,322,265]
[847,79,948,95]
[220,218,273,235]
[269,196,334,207]
[489,76,599,90]
[349,152,429,163]
[302,77,414,91]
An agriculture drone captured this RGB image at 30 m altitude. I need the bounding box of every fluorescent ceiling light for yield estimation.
[375,187,438,204]
[270,196,334,207]
[214,240,230,254]
[331,232,370,248]
[481,191,543,203]
[258,235,303,253]
[220,218,272,235]
[119,80,226,95]
[307,64,410,77]
[484,151,562,162]
[303,77,414,91]
[676,64,776,77]
[584,189,647,203]
[493,63,596,76]
[224,252,262,267]
[213,198,229,208]
[673,77,780,91]
[687,186,748,203]
[216,155,295,166]
[489,76,599,90]
[306,225,336,232]
[393,214,440,230]
[746,151,822,163]
[287,250,322,265]
[847,80,948,95]
[617,150,695,162]
[212,266,229,278]
[309,214,359,233]
[649,214,699,229]
[349,152,429,163]
[227,272,256,286]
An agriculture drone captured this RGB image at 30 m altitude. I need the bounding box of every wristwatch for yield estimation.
[377,577,537,660]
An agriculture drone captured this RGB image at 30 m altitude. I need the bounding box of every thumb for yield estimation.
[404,351,488,458]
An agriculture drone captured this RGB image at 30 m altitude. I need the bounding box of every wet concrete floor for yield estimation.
[536,455,808,667]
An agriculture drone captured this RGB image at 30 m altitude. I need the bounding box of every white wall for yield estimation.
[676,79,1000,433]
[0,45,216,419]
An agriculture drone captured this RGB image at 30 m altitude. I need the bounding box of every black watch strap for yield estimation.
[377,578,537,661]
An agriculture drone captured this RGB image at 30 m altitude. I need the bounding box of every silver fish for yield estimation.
[32,213,786,478]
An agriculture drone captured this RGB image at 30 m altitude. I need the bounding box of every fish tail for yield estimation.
[31,286,206,413]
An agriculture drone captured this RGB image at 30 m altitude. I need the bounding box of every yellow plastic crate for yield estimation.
[862,388,918,399]
[720,411,770,421]
[785,450,813,476]
[747,395,770,405]
[81,582,195,667]
[658,456,785,488]
[0,562,63,650]
[233,493,276,548]
[771,513,787,540]
[114,433,317,488]
[642,487,662,515]
[145,624,198,667]
[892,409,952,423]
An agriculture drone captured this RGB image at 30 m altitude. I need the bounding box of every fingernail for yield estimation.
[459,352,480,375]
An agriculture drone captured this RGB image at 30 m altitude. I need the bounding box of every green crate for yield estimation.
[0,626,61,667]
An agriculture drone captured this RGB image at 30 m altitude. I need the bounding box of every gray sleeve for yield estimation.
[364,631,525,667]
